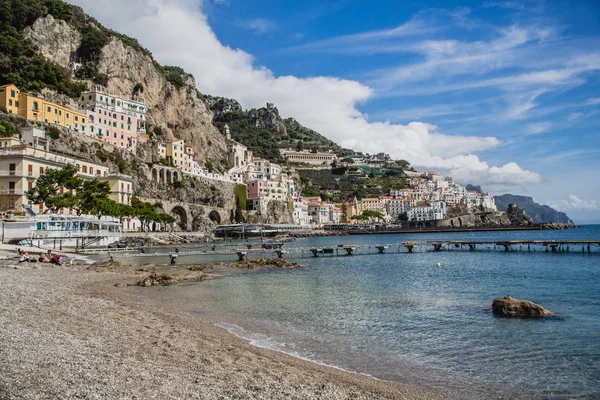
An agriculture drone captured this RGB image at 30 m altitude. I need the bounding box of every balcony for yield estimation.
[0,170,37,178]
[0,189,25,196]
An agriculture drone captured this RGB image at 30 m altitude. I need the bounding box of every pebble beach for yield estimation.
[0,251,439,400]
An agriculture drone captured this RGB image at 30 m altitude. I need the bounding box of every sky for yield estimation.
[68,0,600,223]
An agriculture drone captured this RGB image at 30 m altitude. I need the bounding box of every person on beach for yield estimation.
[38,252,50,263]
[50,254,64,266]
[18,251,35,263]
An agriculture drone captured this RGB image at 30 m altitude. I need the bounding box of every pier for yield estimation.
[80,239,600,260]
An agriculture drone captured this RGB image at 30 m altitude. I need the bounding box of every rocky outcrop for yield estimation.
[137,272,211,287]
[495,194,574,225]
[97,39,228,167]
[233,258,302,269]
[505,204,534,226]
[246,201,294,224]
[492,296,553,318]
[27,18,229,170]
[26,15,80,69]
[440,205,532,228]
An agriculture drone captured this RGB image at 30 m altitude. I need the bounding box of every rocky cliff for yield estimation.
[495,194,574,225]
[246,201,294,225]
[26,14,229,170]
[208,96,345,161]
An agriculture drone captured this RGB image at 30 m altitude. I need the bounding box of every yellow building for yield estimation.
[0,84,20,115]
[166,139,185,169]
[0,84,87,133]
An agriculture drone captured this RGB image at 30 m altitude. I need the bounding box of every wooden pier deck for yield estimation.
[79,239,600,261]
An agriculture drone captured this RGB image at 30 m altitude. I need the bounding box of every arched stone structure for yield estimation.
[150,165,181,184]
[208,210,221,225]
[171,206,188,230]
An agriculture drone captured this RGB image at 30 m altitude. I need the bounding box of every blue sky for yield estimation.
[72,0,600,222]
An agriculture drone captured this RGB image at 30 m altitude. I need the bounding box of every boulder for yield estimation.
[492,296,553,318]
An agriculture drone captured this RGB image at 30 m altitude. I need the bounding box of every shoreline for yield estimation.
[0,256,443,399]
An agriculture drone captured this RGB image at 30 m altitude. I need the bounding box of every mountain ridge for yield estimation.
[494,194,574,225]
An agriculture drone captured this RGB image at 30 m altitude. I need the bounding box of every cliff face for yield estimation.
[246,201,294,225]
[26,15,80,68]
[495,194,574,225]
[26,15,229,169]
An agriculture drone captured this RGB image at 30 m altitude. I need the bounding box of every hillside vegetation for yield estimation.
[207,95,348,163]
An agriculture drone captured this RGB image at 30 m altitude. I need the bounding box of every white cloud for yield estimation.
[67,0,542,191]
[547,195,600,211]
[584,97,600,105]
[238,18,276,34]
[526,121,552,135]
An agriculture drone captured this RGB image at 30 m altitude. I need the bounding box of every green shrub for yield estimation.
[78,29,110,61]
[45,126,60,139]
[95,149,108,162]
[165,71,184,89]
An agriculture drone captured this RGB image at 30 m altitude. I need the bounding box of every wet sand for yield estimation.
[0,256,441,399]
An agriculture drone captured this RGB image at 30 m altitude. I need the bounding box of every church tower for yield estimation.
[223,124,231,140]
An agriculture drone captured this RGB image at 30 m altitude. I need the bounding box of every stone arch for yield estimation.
[235,155,240,168]
[458,217,463,227]
[450,220,455,227]
[159,169,165,184]
[208,210,221,225]
[171,206,188,230]
[151,168,158,182]
[173,171,179,182]
[166,170,172,183]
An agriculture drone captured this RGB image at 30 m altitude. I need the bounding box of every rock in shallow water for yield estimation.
[492,295,553,318]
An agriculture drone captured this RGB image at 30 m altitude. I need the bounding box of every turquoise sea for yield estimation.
[145,226,600,399]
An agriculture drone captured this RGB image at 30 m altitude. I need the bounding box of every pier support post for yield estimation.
[406,245,414,253]
[550,244,558,253]
[345,247,354,256]
[310,249,319,257]
[504,244,510,252]
[433,244,442,252]
[469,244,476,251]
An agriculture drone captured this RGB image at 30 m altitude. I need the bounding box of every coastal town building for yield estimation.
[280,149,336,166]
[79,85,147,151]
[0,84,87,132]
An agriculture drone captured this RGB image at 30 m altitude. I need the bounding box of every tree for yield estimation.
[342,157,355,164]
[131,196,156,232]
[26,164,83,213]
[78,29,110,61]
[73,179,111,216]
[394,160,410,169]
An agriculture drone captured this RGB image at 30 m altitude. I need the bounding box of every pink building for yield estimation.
[80,85,146,151]
[247,179,267,199]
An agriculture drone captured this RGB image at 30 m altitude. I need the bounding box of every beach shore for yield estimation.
[0,253,439,400]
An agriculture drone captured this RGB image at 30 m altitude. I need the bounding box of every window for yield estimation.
[8,99,12,106]
[120,134,124,139]
[113,122,116,127]
[14,101,18,107]
[10,90,15,97]
[121,123,124,129]
[82,118,85,124]
[33,101,39,111]
[54,109,57,114]
[75,116,78,122]
[113,133,117,138]
[66,113,69,118]
[121,115,124,121]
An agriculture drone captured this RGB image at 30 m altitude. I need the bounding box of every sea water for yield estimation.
[149,226,600,399]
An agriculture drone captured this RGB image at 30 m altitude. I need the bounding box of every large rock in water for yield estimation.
[492,296,553,318]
